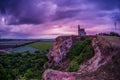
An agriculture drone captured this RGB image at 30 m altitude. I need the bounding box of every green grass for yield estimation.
[28,42,52,50]
[67,38,94,72]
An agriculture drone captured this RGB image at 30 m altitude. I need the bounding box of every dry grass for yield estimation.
[101,36,120,48]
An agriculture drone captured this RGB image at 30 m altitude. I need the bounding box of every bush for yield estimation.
[98,32,120,37]
[51,66,61,70]
[0,52,48,80]
[0,64,8,80]
[109,32,120,37]
[67,38,92,60]
[67,38,94,72]
[69,58,79,72]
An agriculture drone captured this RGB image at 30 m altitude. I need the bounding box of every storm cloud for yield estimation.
[0,0,120,38]
[0,0,120,24]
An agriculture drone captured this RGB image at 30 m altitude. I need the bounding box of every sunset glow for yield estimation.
[0,0,120,39]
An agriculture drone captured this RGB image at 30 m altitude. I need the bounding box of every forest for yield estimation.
[0,52,48,80]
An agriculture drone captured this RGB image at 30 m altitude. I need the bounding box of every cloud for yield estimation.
[87,0,120,22]
[0,25,32,38]
[53,9,80,21]
[89,0,120,10]
[0,0,58,24]
[1,0,120,25]
[0,0,120,38]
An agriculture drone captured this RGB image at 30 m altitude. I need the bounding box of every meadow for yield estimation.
[0,41,53,79]
[0,40,34,49]
[28,42,52,51]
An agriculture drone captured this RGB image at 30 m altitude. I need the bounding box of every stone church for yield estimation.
[78,25,86,36]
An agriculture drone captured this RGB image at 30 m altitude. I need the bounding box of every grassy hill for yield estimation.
[1,36,120,80]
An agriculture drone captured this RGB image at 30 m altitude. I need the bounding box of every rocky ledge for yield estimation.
[43,36,120,80]
[46,36,82,67]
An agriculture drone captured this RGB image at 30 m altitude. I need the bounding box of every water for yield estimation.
[8,46,38,53]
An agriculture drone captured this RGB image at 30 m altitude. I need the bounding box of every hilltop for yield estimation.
[0,35,120,80]
[43,35,120,80]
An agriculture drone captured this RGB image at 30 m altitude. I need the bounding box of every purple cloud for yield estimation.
[0,0,120,39]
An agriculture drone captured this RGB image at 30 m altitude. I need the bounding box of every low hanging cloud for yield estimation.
[0,0,120,38]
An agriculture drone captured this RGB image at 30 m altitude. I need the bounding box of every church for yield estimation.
[78,25,86,36]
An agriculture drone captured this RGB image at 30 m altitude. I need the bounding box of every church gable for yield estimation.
[78,25,86,36]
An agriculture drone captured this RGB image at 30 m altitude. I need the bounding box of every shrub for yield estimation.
[0,51,48,80]
[51,66,61,70]
[109,32,120,37]
[67,38,92,60]
[67,38,94,72]
[69,58,79,72]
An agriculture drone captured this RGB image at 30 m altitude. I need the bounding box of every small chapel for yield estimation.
[78,25,86,36]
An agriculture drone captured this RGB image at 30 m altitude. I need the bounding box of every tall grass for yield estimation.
[67,38,94,72]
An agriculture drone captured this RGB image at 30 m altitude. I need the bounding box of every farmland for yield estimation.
[28,42,52,50]
[0,39,53,53]
[0,40,35,49]
[0,40,53,79]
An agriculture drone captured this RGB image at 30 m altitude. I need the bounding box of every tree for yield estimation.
[0,64,7,80]
[109,32,120,37]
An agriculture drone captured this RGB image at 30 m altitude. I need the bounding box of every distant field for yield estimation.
[101,36,120,48]
[0,41,34,49]
[28,42,52,50]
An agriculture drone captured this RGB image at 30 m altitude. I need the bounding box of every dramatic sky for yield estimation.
[0,0,120,39]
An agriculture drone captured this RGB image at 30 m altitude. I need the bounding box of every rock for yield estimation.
[78,36,119,74]
[43,36,120,80]
[47,36,81,66]
[43,69,77,80]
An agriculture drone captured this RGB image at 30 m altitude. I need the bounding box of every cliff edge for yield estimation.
[43,36,120,80]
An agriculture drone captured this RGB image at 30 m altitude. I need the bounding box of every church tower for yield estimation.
[78,25,86,36]
[78,25,81,35]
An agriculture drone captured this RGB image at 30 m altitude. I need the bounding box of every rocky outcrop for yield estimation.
[43,69,77,80]
[43,36,120,80]
[43,68,112,80]
[47,36,81,66]
[78,36,117,73]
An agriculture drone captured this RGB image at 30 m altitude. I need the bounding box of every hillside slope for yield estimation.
[45,36,83,69]
[43,36,120,80]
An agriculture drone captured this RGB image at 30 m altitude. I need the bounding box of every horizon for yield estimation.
[0,0,120,39]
